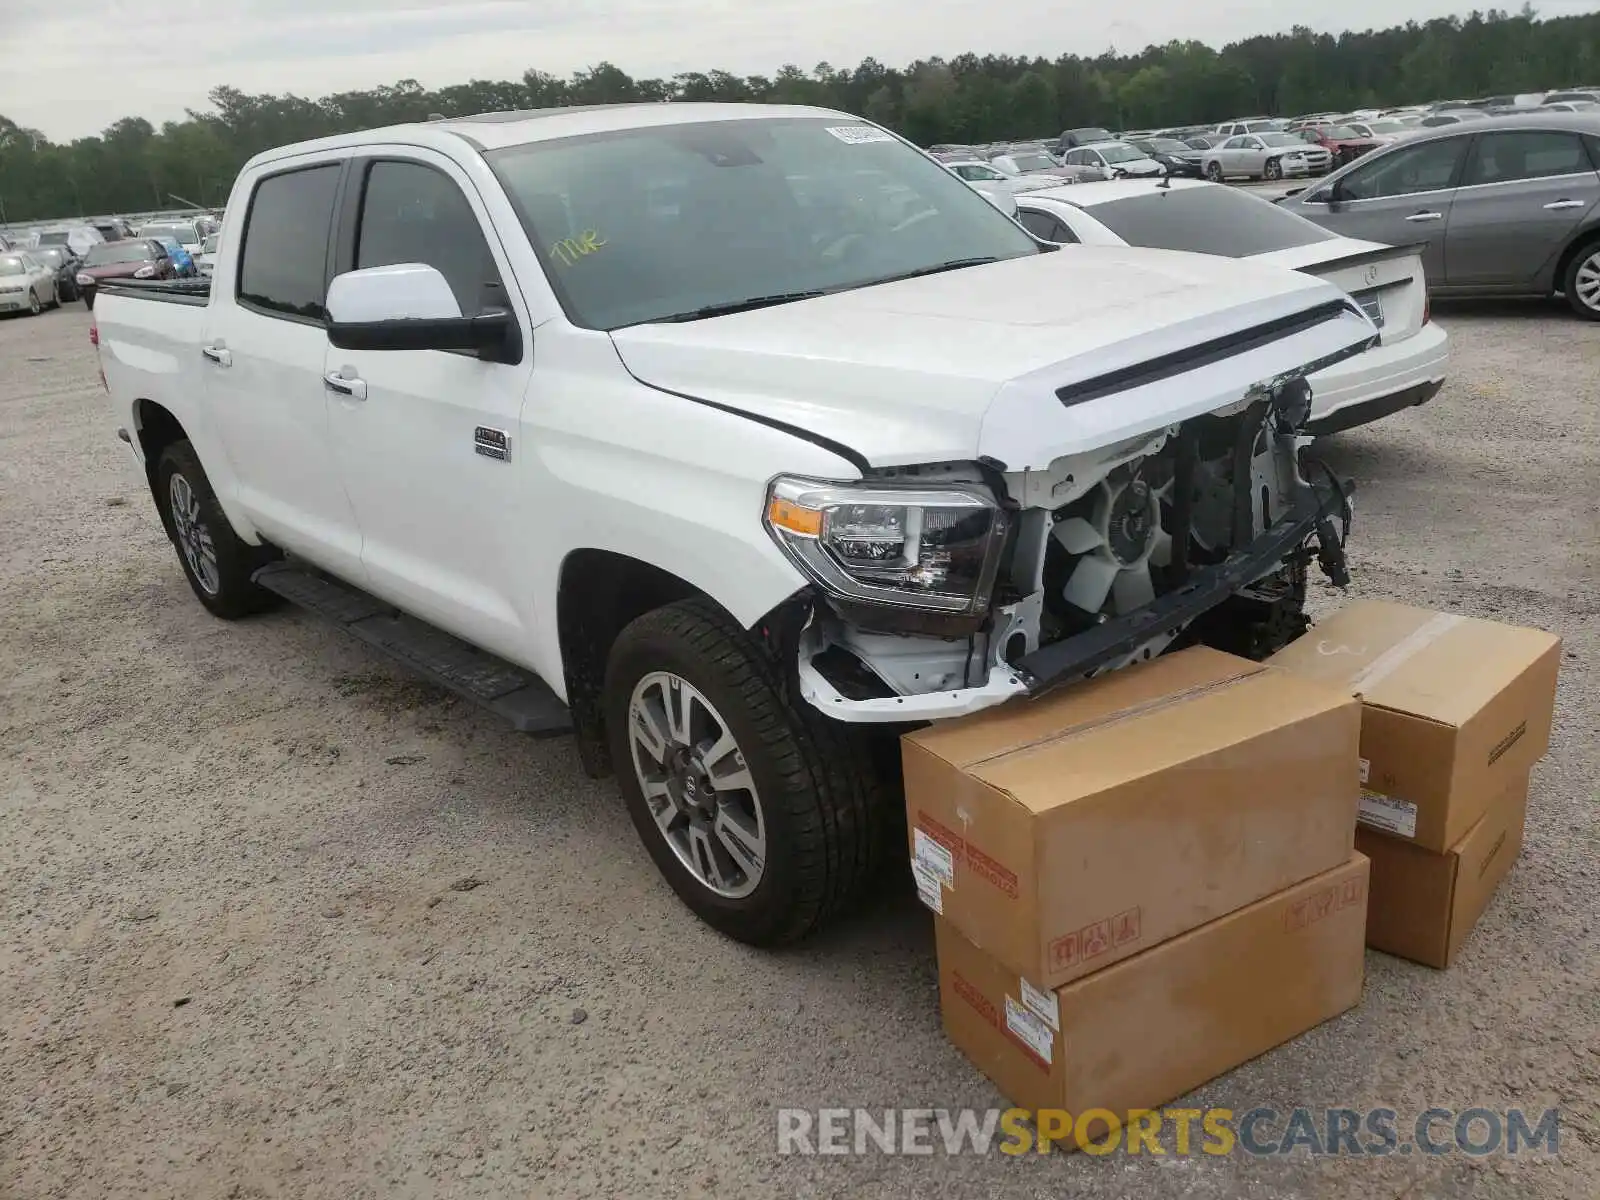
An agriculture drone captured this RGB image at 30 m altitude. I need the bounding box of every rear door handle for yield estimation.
[1404,211,1444,223]
[200,345,231,367]
[324,371,367,401]
[1543,199,1586,210]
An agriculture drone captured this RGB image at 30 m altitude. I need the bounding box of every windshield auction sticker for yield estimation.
[825,125,895,144]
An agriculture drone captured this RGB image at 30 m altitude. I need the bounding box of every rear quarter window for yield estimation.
[1081,187,1337,257]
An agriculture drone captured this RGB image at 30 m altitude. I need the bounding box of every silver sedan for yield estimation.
[1203,132,1324,181]
[1278,111,1600,320]
[0,252,58,316]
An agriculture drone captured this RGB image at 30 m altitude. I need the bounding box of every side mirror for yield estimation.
[325,263,520,364]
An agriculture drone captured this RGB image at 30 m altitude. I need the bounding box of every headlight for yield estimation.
[764,477,1008,617]
[76,272,94,285]
[133,265,156,278]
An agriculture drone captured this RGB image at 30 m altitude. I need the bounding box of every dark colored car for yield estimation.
[1130,137,1205,176]
[25,245,83,302]
[1055,126,1114,154]
[91,217,136,242]
[1291,123,1383,167]
[75,239,174,307]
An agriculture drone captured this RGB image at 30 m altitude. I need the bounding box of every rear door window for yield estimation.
[237,164,341,321]
[1462,131,1590,186]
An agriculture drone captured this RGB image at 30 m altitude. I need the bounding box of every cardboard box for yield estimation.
[1357,773,1529,968]
[1268,600,1559,853]
[937,854,1369,1145]
[903,646,1360,989]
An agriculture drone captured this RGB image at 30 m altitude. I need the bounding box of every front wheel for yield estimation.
[154,440,280,618]
[1264,157,1282,180]
[1563,241,1600,321]
[27,289,42,316]
[604,598,889,946]
[1205,161,1223,182]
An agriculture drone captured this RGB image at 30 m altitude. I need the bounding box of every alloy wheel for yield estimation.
[1574,250,1600,314]
[29,290,41,315]
[168,472,221,595]
[627,671,766,899]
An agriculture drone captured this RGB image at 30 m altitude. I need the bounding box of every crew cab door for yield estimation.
[1442,129,1600,288]
[322,151,537,660]
[202,157,367,581]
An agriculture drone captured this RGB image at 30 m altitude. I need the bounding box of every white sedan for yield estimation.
[0,251,59,316]
[1015,179,1450,434]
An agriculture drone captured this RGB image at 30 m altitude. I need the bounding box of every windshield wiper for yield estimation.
[649,291,828,322]
[864,256,1004,287]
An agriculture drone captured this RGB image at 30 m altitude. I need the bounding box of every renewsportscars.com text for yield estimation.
[776,1106,1561,1157]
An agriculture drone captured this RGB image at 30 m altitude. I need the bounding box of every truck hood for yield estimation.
[608,247,1377,471]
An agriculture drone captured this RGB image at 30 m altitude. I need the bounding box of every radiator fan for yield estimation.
[1052,476,1172,616]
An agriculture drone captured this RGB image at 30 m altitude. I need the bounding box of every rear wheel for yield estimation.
[604,598,889,946]
[1563,241,1600,321]
[154,440,279,618]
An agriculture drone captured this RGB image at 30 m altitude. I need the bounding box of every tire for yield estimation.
[1264,157,1282,181]
[47,283,60,310]
[1562,240,1600,321]
[604,597,890,947]
[27,289,41,316]
[154,440,279,618]
[1205,161,1223,182]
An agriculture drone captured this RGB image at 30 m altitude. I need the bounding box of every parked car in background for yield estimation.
[1215,118,1288,137]
[1343,119,1417,144]
[1061,141,1165,179]
[940,162,1023,216]
[1204,132,1328,180]
[0,251,61,316]
[1418,110,1490,128]
[139,220,204,258]
[1014,179,1448,433]
[195,232,221,275]
[989,149,1077,182]
[25,245,83,302]
[1542,100,1600,113]
[1054,126,1114,153]
[1543,90,1600,106]
[1128,136,1205,177]
[1291,123,1384,167]
[75,238,175,307]
[149,235,197,277]
[91,217,135,242]
[1278,112,1600,319]
[34,224,104,257]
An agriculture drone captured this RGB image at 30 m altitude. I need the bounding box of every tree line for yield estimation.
[1,6,1596,223]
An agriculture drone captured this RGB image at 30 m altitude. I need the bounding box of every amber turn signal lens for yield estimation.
[766,496,824,537]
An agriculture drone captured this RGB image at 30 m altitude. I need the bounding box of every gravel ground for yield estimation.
[1,300,1596,1199]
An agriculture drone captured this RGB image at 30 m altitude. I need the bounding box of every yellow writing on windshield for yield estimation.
[551,229,607,266]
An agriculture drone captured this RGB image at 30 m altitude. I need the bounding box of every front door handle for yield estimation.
[200,345,231,367]
[1404,211,1444,223]
[1543,199,1586,211]
[324,370,367,401]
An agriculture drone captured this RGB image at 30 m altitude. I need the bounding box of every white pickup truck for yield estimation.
[95,103,1375,946]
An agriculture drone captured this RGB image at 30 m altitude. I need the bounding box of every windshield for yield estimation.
[1011,153,1056,171]
[37,231,70,245]
[487,117,1039,330]
[31,248,64,267]
[0,256,28,276]
[141,223,197,244]
[1143,139,1191,154]
[1259,134,1305,148]
[85,242,155,265]
[1082,186,1336,257]
[1323,126,1361,139]
[1097,144,1145,164]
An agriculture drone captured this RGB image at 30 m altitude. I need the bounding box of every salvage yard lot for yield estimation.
[1,302,1596,1198]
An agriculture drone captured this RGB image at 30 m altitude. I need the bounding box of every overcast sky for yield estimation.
[2,0,1592,141]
